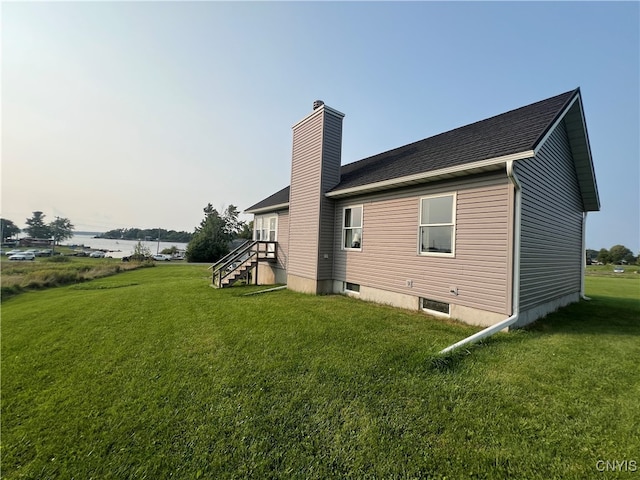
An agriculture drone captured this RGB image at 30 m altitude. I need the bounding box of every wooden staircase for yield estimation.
[209,240,277,288]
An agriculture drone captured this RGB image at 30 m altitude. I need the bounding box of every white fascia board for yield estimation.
[244,203,290,215]
[533,94,579,155]
[325,150,534,198]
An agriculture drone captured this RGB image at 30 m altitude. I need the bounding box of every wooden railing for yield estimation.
[209,241,277,288]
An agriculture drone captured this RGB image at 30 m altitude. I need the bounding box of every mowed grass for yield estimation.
[1,265,638,479]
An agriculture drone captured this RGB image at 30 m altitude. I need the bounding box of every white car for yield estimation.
[152,254,172,261]
[9,252,36,261]
[5,249,22,256]
[89,251,106,258]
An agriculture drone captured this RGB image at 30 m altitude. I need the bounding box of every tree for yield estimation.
[132,241,152,261]
[596,248,611,265]
[222,204,245,237]
[585,249,598,262]
[49,217,75,245]
[186,204,231,263]
[609,244,634,264]
[1,218,21,242]
[239,220,254,240]
[161,246,179,255]
[24,211,51,238]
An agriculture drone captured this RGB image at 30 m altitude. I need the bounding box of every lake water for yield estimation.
[65,234,188,258]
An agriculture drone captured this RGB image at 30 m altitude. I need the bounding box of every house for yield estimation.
[237,89,599,328]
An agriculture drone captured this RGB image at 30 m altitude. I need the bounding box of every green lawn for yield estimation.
[1,265,638,479]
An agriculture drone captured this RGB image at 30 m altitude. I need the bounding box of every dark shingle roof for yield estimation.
[246,89,578,212]
[246,185,290,212]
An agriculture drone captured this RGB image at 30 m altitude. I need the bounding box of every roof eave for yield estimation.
[245,202,290,215]
[326,151,535,198]
[533,90,600,212]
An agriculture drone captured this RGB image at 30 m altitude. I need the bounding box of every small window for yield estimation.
[421,297,450,316]
[419,194,455,256]
[344,282,360,293]
[343,206,363,250]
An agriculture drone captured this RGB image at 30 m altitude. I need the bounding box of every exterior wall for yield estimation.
[515,120,584,323]
[288,111,323,280]
[317,113,343,280]
[287,105,344,292]
[276,210,289,271]
[257,263,287,285]
[332,172,514,318]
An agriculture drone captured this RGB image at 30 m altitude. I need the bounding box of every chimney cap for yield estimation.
[313,100,324,110]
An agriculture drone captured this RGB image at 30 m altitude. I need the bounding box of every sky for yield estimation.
[1,1,638,252]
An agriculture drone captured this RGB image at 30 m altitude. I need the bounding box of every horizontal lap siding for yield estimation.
[516,121,583,311]
[333,174,512,314]
[318,113,343,279]
[277,210,289,270]
[288,114,323,279]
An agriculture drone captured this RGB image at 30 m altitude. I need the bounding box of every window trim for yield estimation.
[254,214,278,242]
[342,205,363,251]
[344,282,361,295]
[418,192,456,257]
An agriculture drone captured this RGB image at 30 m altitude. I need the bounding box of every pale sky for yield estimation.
[2,2,638,252]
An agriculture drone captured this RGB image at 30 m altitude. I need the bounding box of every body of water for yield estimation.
[65,234,188,258]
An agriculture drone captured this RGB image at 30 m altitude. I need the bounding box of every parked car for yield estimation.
[152,254,172,261]
[89,251,106,258]
[5,249,22,256]
[9,252,36,261]
[37,249,53,257]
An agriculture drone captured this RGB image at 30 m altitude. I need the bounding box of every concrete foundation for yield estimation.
[512,292,580,329]
[287,274,333,295]
[257,263,287,285]
[332,281,508,327]
[450,304,508,327]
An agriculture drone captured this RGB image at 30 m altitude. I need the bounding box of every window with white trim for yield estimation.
[419,193,456,256]
[343,206,363,250]
[254,215,277,241]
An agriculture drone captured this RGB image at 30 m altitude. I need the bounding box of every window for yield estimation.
[254,215,277,241]
[421,297,450,316]
[344,282,360,293]
[343,206,363,250]
[419,193,455,256]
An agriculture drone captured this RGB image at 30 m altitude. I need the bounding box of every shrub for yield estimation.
[46,255,71,263]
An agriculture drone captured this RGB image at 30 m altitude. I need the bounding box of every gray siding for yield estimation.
[333,173,513,315]
[318,112,343,279]
[516,121,584,311]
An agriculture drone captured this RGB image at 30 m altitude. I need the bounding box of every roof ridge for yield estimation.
[340,89,579,171]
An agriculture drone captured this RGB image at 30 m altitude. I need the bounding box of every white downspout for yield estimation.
[581,212,591,301]
[440,161,522,354]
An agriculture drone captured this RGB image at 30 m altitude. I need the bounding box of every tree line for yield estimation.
[1,212,74,245]
[586,245,637,265]
[97,228,193,243]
